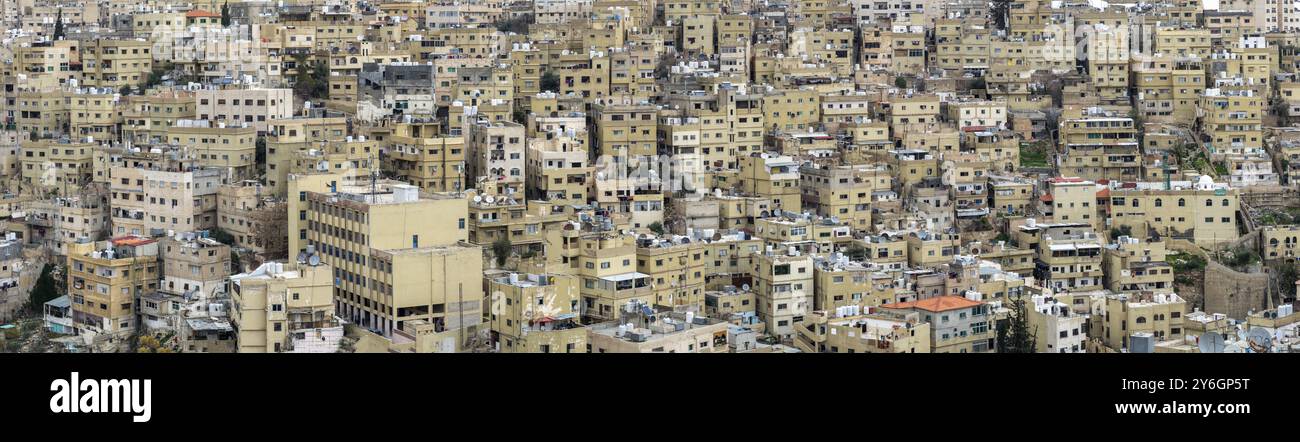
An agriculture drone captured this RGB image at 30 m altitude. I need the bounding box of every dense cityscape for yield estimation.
[0,0,1296,355]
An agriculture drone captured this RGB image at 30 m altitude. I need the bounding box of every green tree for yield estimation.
[28,264,61,311]
[540,71,560,93]
[493,15,532,34]
[292,53,329,101]
[221,2,232,27]
[255,135,267,166]
[648,221,664,235]
[209,227,236,245]
[846,243,867,260]
[894,76,908,88]
[997,293,1037,353]
[53,9,65,40]
[492,236,512,267]
[230,250,243,274]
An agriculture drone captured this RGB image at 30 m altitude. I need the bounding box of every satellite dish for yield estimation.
[296,252,308,263]
[1248,328,1273,353]
[1198,332,1226,353]
[473,195,482,203]
[485,195,495,204]
[308,255,321,266]
[741,283,750,291]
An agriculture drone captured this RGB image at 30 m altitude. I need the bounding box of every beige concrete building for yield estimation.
[302,181,483,348]
[795,310,930,353]
[230,260,341,353]
[587,305,732,353]
[81,39,153,90]
[880,295,995,353]
[486,272,586,353]
[752,249,813,339]
[66,237,160,336]
[195,88,294,132]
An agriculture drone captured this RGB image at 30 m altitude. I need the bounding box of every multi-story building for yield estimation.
[230,259,341,353]
[160,235,230,301]
[485,272,587,353]
[81,39,153,90]
[195,88,294,133]
[586,304,732,353]
[1104,237,1175,294]
[1028,294,1088,353]
[879,295,995,353]
[751,248,813,339]
[1104,177,1240,246]
[302,181,483,347]
[794,309,931,353]
[466,120,525,194]
[66,237,160,336]
[1093,292,1187,351]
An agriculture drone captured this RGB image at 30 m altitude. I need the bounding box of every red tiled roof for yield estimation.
[881,296,984,313]
[1096,188,1110,198]
[1039,194,1053,202]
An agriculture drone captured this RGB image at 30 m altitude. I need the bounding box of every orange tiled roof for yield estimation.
[881,296,983,312]
[186,10,221,18]
[111,236,156,247]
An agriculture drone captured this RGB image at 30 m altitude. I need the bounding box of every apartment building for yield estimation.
[167,120,259,182]
[302,181,482,346]
[880,295,995,353]
[1028,294,1088,353]
[1104,178,1240,246]
[466,120,525,194]
[109,164,221,237]
[1058,108,1139,183]
[230,259,341,353]
[1104,237,1175,294]
[195,88,294,132]
[587,303,732,353]
[265,116,351,195]
[1093,292,1188,351]
[795,309,930,353]
[752,249,814,339]
[738,153,801,212]
[486,272,587,353]
[66,237,160,336]
[159,235,230,301]
[217,181,274,254]
[81,39,153,90]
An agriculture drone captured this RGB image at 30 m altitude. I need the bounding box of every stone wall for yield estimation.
[1167,238,1270,320]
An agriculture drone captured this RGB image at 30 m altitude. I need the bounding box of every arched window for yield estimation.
[1205,199,1213,207]
[1222,199,1230,206]
[1136,316,1147,324]
[1155,198,1163,207]
[1178,198,1185,207]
